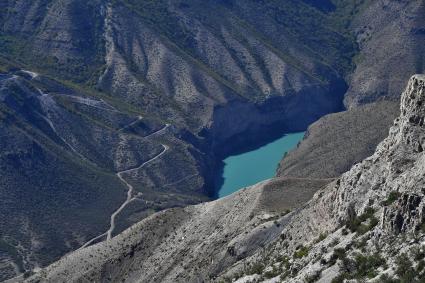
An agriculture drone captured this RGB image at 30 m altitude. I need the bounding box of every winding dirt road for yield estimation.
[79,144,169,249]
[107,144,169,240]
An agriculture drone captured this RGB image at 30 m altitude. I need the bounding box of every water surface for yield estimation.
[218,132,305,198]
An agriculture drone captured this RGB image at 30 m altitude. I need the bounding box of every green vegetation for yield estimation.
[376,252,425,283]
[353,236,368,252]
[246,262,265,275]
[395,253,416,282]
[0,1,105,85]
[382,191,401,206]
[304,270,322,283]
[328,248,347,266]
[0,105,129,267]
[412,247,425,261]
[331,0,372,31]
[315,233,328,243]
[345,207,379,235]
[354,253,387,278]
[263,265,282,279]
[332,248,425,283]
[0,1,384,280]
[331,252,386,282]
[294,245,310,259]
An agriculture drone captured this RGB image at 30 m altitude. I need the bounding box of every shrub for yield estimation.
[353,237,368,251]
[294,245,310,259]
[330,238,340,247]
[412,247,425,261]
[416,260,425,273]
[395,253,415,282]
[331,273,350,283]
[346,207,378,235]
[328,248,347,266]
[264,266,281,279]
[382,191,401,206]
[354,253,386,278]
[304,270,322,283]
[378,274,399,283]
[315,233,327,243]
[247,262,265,275]
[331,252,386,282]
[369,216,379,228]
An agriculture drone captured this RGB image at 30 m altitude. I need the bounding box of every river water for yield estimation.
[218,132,305,198]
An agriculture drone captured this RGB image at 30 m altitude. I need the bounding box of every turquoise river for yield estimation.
[218,132,305,198]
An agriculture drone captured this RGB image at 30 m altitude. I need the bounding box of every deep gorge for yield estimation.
[195,78,348,198]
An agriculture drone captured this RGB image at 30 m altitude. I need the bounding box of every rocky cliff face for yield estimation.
[20,75,425,282]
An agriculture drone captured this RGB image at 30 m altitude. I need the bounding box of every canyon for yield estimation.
[20,74,425,283]
[0,0,424,281]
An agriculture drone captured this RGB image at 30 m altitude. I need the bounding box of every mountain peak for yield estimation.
[402,74,425,116]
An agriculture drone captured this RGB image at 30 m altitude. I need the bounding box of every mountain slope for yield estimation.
[344,0,425,107]
[277,100,400,179]
[0,0,423,280]
[20,76,425,283]
[0,1,355,278]
[0,70,207,281]
[226,74,425,282]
